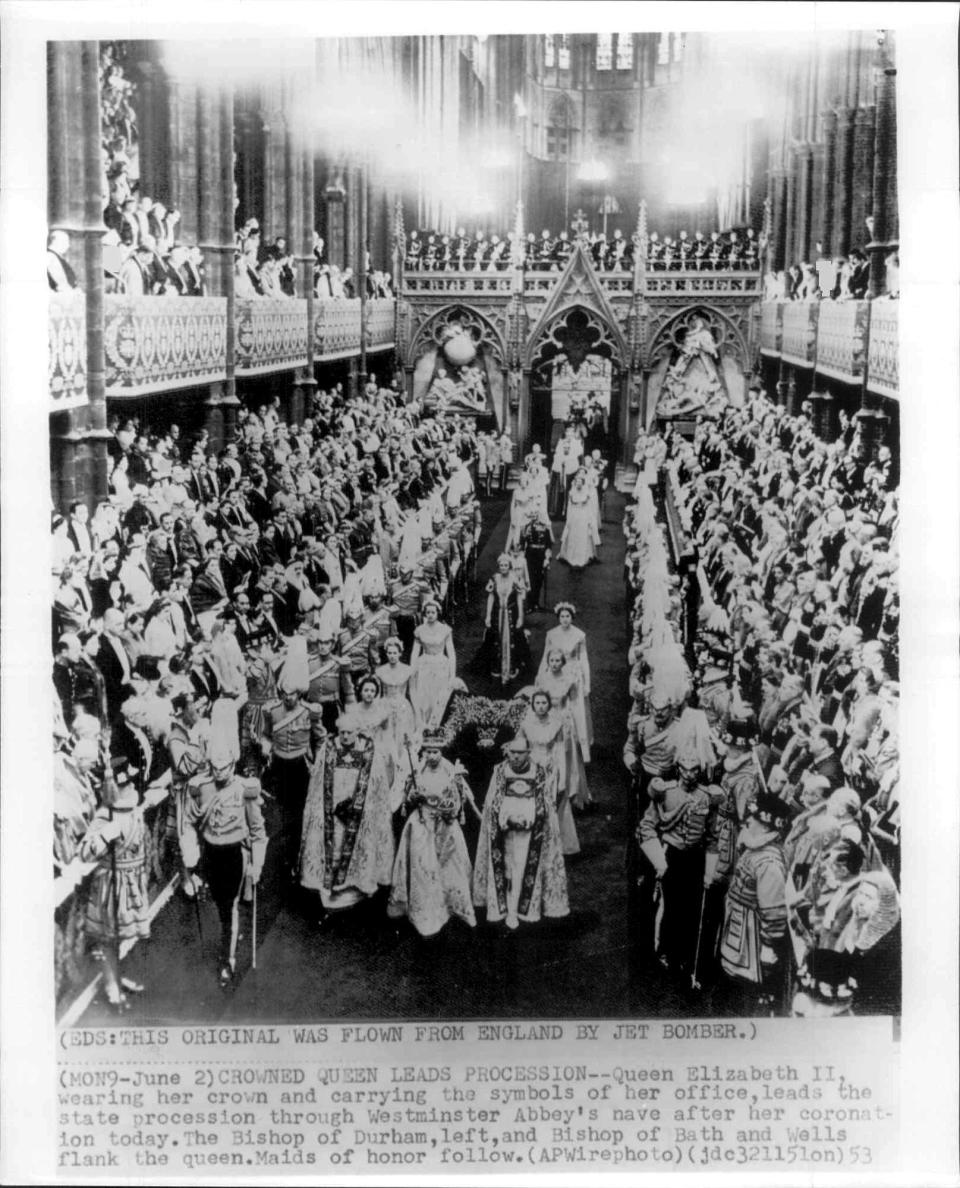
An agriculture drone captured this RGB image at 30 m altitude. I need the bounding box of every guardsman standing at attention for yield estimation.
[261,639,325,882]
[304,627,349,737]
[183,734,267,987]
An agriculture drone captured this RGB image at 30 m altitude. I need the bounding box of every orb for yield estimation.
[443,330,477,367]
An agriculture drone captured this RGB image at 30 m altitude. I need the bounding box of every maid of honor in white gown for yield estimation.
[558,471,600,569]
[536,602,594,762]
[408,600,457,730]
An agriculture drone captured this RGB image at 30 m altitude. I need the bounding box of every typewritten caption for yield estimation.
[56,1018,897,1175]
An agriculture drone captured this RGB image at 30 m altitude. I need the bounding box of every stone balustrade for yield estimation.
[51,296,398,405]
[759,299,899,398]
[48,293,88,411]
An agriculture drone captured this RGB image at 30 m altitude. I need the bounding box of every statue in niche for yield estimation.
[424,322,489,416]
[655,317,727,420]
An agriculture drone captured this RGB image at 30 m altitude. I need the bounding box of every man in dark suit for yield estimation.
[95,608,135,721]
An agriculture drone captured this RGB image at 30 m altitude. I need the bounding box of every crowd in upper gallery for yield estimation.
[405,225,762,273]
[48,46,394,303]
[763,233,900,303]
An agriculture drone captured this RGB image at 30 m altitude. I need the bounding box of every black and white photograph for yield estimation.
[2,2,958,1183]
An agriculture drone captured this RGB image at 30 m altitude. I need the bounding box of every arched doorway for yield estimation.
[526,306,624,459]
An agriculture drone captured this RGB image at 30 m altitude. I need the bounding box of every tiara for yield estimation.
[553,601,577,617]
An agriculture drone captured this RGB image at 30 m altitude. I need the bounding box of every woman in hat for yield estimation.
[536,603,593,760]
[409,599,458,728]
[387,728,477,937]
[78,763,149,1011]
[472,734,570,930]
[557,469,600,569]
[476,554,530,688]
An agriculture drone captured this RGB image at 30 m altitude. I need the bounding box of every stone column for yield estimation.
[795,142,813,264]
[820,110,837,254]
[167,77,200,244]
[868,37,898,297]
[295,131,318,423]
[80,41,112,505]
[833,107,855,257]
[850,105,876,252]
[768,167,787,272]
[783,148,798,267]
[324,170,347,271]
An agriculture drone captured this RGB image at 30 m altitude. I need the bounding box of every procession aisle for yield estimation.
[78,492,646,1024]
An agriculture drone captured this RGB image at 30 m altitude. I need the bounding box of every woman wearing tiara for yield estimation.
[375,635,418,751]
[409,599,458,730]
[536,602,594,762]
[475,552,531,688]
[558,469,600,569]
[388,728,478,938]
[352,672,400,791]
[517,688,586,854]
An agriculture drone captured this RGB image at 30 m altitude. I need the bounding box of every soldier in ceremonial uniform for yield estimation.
[708,230,725,269]
[304,628,350,736]
[726,229,743,269]
[537,228,555,265]
[719,792,791,1011]
[743,228,759,270]
[78,763,150,1011]
[239,628,279,776]
[183,737,267,986]
[261,640,325,881]
[622,688,679,807]
[423,234,439,271]
[636,747,715,975]
[167,689,211,897]
[389,563,429,660]
[364,590,397,663]
[336,604,381,693]
[699,712,762,985]
[520,510,553,613]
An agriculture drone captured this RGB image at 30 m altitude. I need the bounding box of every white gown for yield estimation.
[558,485,599,568]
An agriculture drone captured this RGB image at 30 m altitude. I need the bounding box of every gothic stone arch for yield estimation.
[524,303,627,373]
[408,304,507,369]
[648,303,750,370]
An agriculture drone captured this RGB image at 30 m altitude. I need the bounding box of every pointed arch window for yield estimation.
[596,34,614,71]
[616,33,635,69]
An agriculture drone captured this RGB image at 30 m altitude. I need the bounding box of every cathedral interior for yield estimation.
[47,29,904,1028]
[49,30,899,507]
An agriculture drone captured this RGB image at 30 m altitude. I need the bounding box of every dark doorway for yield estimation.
[527,306,622,463]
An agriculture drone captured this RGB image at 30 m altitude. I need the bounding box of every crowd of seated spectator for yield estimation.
[51,377,483,877]
[623,392,900,1014]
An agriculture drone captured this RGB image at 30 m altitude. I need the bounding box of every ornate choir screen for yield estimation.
[646,305,749,430]
[411,306,504,429]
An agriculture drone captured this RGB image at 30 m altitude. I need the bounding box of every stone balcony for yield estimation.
[866,300,899,398]
[48,293,87,411]
[759,299,900,397]
[236,298,309,375]
[51,296,396,406]
[104,296,228,396]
